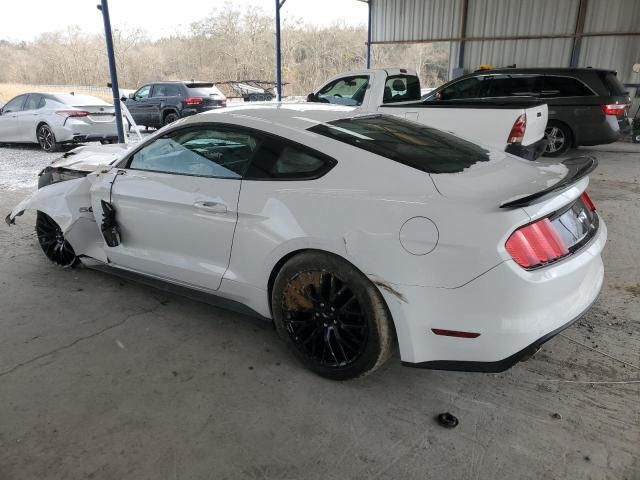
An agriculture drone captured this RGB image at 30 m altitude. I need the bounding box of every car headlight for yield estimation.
[38,166,89,189]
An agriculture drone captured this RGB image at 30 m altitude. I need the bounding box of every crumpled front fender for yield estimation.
[5,177,93,233]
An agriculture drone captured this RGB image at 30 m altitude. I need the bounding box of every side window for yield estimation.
[151,85,167,97]
[317,76,369,106]
[486,75,541,97]
[439,77,486,100]
[245,138,334,180]
[542,76,593,98]
[383,75,421,103]
[128,127,259,178]
[3,95,26,113]
[166,85,181,97]
[23,94,43,111]
[134,85,152,100]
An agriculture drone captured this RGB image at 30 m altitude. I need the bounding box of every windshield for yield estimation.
[307,115,491,174]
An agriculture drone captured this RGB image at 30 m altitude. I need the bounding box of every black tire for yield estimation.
[543,121,573,157]
[37,124,61,152]
[271,251,394,380]
[163,112,179,126]
[35,211,78,268]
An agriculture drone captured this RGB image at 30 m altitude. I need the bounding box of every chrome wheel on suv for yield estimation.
[544,122,572,157]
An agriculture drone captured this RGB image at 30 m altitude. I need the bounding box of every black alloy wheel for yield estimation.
[163,112,179,126]
[272,251,394,380]
[35,211,78,267]
[282,270,369,368]
[37,124,60,152]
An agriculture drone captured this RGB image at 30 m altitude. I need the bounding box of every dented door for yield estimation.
[90,168,241,291]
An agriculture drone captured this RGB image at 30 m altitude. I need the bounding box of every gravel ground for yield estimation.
[0,142,638,480]
[0,135,151,191]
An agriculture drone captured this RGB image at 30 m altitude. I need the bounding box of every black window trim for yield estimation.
[116,122,337,182]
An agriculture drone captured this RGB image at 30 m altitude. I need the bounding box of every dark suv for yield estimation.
[425,68,631,156]
[122,81,227,129]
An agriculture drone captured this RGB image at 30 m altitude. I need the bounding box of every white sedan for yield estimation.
[0,93,118,151]
[6,104,606,380]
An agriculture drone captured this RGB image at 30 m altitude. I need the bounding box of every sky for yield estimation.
[0,0,368,42]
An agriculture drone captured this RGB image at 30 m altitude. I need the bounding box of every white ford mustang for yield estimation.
[6,104,606,380]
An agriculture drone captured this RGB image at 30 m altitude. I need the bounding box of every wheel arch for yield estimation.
[266,248,395,330]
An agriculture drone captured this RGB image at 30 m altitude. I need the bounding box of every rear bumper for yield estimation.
[53,122,118,143]
[505,137,548,160]
[378,217,607,369]
[402,295,597,372]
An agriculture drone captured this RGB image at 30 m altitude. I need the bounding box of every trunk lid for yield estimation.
[430,154,595,213]
[73,105,116,123]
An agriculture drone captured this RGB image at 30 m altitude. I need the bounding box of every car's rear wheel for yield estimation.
[544,121,572,157]
[271,251,394,380]
[37,124,61,152]
[163,112,179,126]
[35,211,78,267]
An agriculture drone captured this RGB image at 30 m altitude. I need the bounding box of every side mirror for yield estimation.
[120,95,127,102]
[307,93,317,102]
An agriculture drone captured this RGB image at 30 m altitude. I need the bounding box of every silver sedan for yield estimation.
[0,93,118,151]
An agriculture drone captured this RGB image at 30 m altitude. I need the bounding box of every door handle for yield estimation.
[193,201,227,214]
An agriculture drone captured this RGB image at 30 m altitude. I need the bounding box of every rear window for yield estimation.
[307,115,491,174]
[185,83,223,97]
[542,76,593,97]
[52,94,107,105]
[598,71,627,97]
[383,75,421,103]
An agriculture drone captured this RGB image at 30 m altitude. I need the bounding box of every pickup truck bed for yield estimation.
[310,68,549,160]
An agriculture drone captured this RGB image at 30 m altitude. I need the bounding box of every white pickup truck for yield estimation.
[308,68,548,160]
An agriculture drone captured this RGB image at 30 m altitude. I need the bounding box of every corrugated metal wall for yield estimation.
[370,0,640,85]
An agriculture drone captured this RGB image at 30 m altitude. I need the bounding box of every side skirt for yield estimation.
[86,261,269,321]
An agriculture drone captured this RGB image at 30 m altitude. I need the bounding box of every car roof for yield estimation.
[182,103,359,131]
[470,67,614,75]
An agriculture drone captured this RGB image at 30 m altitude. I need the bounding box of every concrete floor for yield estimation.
[0,144,638,480]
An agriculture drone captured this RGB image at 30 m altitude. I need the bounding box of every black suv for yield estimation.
[122,81,227,129]
[425,68,631,156]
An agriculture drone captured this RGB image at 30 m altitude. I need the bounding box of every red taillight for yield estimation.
[581,191,596,211]
[183,97,203,105]
[56,110,89,118]
[507,114,526,144]
[506,218,569,269]
[601,103,628,116]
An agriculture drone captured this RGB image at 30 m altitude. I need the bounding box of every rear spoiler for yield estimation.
[500,156,597,209]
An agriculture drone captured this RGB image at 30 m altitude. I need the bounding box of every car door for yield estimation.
[147,84,167,127]
[127,85,152,125]
[91,124,260,291]
[17,94,44,142]
[0,94,27,142]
